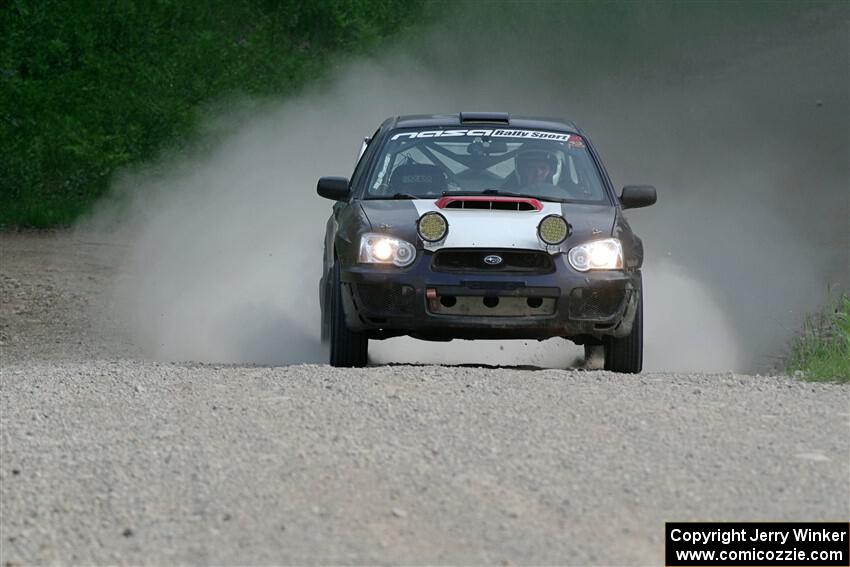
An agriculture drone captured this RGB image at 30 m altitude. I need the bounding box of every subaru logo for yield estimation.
[483,254,503,266]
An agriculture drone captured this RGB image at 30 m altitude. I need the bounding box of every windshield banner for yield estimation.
[390,129,573,142]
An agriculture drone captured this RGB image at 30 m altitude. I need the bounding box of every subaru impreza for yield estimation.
[317,112,656,372]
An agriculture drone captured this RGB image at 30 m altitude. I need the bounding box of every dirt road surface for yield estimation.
[1,231,847,565]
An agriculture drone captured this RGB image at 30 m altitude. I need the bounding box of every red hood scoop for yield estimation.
[435,196,543,211]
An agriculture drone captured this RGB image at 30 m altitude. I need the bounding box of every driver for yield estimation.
[503,147,558,188]
[516,148,557,185]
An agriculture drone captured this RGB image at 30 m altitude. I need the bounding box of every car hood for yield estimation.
[358,199,616,251]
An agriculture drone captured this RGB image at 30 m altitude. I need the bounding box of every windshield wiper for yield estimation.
[390,193,420,199]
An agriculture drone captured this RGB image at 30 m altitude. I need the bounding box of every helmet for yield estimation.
[515,147,557,185]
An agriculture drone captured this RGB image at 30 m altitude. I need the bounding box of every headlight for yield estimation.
[568,238,623,271]
[417,212,448,242]
[537,214,570,245]
[358,233,416,267]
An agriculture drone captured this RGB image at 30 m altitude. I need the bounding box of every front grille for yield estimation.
[354,284,416,314]
[568,287,627,320]
[432,249,555,274]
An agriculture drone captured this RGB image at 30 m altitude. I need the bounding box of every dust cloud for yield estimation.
[82,2,848,372]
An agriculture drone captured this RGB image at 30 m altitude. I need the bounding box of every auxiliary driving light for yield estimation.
[417,212,448,242]
[537,214,570,245]
[567,238,623,272]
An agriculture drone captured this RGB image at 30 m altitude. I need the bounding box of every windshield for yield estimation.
[365,128,608,203]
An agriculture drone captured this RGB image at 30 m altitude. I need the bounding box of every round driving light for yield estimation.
[418,212,448,242]
[538,215,570,245]
[372,238,393,261]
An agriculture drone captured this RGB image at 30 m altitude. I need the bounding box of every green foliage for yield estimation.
[0,0,428,227]
[787,294,850,382]
[0,0,820,227]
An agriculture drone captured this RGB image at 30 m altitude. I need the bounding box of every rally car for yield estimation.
[317,113,656,372]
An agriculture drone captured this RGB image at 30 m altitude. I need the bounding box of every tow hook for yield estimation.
[426,288,439,312]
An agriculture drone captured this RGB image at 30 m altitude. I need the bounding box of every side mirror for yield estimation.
[620,185,657,209]
[317,177,350,201]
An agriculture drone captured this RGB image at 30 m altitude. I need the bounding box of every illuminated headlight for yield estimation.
[568,238,624,271]
[537,215,570,245]
[358,233,416,267]
[417,212,448,242]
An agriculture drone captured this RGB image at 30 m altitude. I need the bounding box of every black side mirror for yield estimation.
[317,177,350,201]
[620,185,657,209]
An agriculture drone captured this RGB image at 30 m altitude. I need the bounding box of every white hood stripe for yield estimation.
[412,200,561,251]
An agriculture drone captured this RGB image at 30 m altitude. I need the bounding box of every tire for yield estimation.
[320,275,330,344]
[329,262,368,367]
[603,291,643,373]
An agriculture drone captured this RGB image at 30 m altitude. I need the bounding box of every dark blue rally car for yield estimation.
[317,112,656,372]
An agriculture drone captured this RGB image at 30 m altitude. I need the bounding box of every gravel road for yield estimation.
[1,231,848,565]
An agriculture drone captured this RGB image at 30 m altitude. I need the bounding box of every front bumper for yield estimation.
[337,250,640,341]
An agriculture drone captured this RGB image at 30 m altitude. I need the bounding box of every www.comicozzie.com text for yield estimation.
[670,527,848,546]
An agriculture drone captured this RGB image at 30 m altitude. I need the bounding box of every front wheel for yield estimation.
[329,262,368,368]
[603,291,643,373]
[320,274,331,344]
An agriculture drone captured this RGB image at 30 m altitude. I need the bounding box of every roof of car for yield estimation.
[385,113,581,134]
